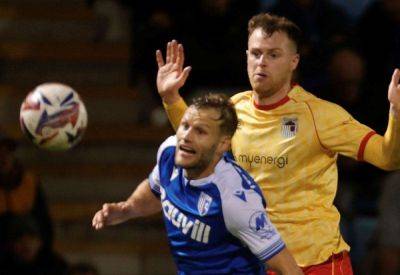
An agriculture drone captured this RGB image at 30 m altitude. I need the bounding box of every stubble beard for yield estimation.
[181,145,218,179]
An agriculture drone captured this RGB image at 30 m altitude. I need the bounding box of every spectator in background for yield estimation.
[0,130,67,273]
[265,0,351,93]
[0,214,68,275]
[325,48,386,270]
[0,131,53,251]
[88,0,130,42]
[324,48,365,113]
[376,172,400,275]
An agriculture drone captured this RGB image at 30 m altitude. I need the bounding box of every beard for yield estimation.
[180,144,219,179]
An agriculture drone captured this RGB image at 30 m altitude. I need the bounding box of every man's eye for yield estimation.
[251,51,261,58]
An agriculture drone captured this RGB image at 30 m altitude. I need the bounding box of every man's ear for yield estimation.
[218,136,231,153]
[291,53,300,71]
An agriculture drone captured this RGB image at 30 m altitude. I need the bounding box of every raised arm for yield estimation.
[363,68,400,170]
[156,40,190,130]
[92,179,161,230]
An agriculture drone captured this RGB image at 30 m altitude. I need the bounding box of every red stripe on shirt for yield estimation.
[253,96,290,111]
[357,131,377,161]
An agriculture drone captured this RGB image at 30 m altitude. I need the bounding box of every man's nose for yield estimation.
[182,128,194,141]
[257,54,267,67]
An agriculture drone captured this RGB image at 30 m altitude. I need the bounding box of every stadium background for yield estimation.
[0,0,398,274]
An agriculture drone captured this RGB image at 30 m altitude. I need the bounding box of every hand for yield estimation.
[156,40,191,104]
[92,201,133,230]
[388,68,400,117]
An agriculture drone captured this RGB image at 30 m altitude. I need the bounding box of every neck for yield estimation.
[253,82,292,106]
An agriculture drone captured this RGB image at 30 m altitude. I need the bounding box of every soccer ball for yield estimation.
[19,83,88,151]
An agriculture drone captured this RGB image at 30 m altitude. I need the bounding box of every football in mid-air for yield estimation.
[19,83,88,151]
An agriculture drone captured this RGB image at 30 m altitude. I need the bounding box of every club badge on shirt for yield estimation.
[198,192,213,216]
[281,117,298,138]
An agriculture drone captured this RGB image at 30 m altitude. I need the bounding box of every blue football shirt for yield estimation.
[149,136,285,274]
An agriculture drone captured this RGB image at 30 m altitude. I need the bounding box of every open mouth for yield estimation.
[179,145,196,155]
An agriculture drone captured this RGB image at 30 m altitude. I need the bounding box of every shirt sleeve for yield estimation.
[148,135,177,195]
[163,98,188,131]
[148,164,161,195]
[363,113,400,170]
[221,187,285,261]
[307,99,375,159]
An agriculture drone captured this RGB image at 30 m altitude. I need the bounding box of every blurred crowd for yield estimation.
[0,131,99,275]
[1,0,399,274]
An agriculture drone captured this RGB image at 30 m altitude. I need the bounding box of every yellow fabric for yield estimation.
[163,98,187,131]
[164,85,400,266]
[363,113,400,170]
[0,171,37,215]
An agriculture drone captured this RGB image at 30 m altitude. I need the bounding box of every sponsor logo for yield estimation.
[281,117,298,138]
[234,190,247,202]
[160,187,211,244]
[249,211,276,240]
[238,154,288,168]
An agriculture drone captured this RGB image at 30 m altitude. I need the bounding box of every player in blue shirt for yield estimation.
[92,93,302,274]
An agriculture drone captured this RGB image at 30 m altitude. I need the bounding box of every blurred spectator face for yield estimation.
[247,28,299,97]
[328,49,365,104]
[12,234,42,263]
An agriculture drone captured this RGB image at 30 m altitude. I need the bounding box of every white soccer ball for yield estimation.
[19,83,88,151]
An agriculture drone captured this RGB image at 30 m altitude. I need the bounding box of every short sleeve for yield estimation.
[148,135,177,195]
[148,164,161,195]
[222,188,285,261]
[308,99,375,160]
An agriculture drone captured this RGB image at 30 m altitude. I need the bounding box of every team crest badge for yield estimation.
[281,117,298,138]
[198,192,213,216]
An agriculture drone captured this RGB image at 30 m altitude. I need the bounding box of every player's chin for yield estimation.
[175,155,197,169]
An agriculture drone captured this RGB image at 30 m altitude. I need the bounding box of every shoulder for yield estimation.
[156,135,177,163]
[290,85,350,119]
[288,85,319,103]
[213,156,263,197]
[230,91,252,105]
[211,157,244,192]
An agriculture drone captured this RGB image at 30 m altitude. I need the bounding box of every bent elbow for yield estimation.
[380,159,400,171]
